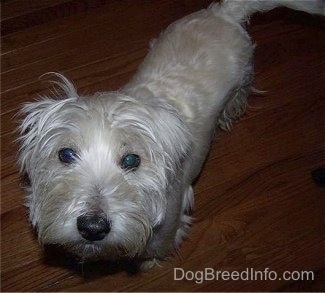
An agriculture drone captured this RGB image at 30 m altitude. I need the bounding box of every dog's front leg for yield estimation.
[138,177,192,270]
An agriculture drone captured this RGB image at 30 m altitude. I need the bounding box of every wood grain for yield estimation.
[1,1,324,291]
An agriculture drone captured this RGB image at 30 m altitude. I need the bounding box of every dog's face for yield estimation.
[18,77,191,260]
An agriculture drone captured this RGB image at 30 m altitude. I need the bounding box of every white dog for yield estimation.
[18,0,323,270]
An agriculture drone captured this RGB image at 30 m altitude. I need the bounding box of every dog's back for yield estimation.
[123,0,323,132]
[123,0,324,190]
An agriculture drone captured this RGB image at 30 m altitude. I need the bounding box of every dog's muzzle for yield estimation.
[77,212,111,241]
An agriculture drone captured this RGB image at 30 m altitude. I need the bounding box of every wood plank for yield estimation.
[1,0,208,53]
[1,0,72,21]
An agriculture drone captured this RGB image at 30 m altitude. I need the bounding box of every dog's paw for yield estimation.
[138,258,162,271]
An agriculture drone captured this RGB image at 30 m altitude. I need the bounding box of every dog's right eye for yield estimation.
[58,148,77,164]
[121,154,140,171]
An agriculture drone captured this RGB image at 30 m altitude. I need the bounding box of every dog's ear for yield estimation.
[148,101,192,169]
[17,73,79,174]
[18,98,69,174]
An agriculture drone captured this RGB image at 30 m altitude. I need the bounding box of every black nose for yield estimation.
[77,213,111,241]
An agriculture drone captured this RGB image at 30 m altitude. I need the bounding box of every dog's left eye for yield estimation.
[121,154,140,170]
[59,148,77,164]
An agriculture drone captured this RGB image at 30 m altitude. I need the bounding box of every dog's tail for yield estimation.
[211,0,324,23]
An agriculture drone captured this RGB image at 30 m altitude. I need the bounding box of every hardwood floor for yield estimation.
[1,1,324,291]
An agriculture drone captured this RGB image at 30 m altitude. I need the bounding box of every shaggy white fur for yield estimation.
[18,0,323,270]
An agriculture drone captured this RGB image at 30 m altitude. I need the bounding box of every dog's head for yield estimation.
[18,74,191,260]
